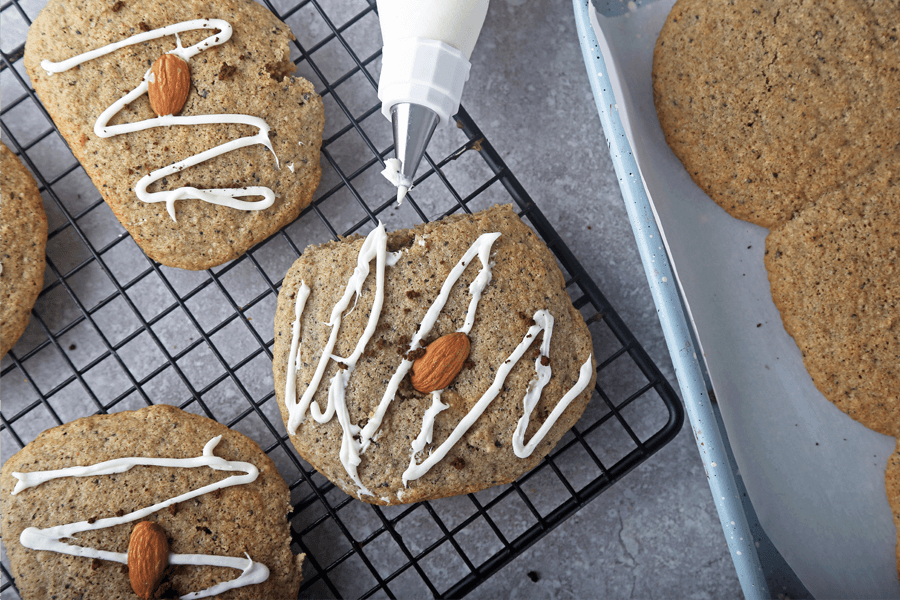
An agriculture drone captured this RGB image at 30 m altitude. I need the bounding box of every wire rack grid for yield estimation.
[0,0,684,597]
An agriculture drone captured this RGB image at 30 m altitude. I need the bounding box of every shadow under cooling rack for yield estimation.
[0,0,683,597]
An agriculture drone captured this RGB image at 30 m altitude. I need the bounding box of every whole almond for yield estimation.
[148,54,191,117]
[128,521,169,600]
[410,332,470,393]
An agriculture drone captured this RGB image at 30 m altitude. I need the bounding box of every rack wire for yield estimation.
[0,0,684,597]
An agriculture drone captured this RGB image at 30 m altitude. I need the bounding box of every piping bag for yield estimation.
[377,0,489,203]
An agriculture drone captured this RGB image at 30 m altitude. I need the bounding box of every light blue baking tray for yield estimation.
[572,1,769,596]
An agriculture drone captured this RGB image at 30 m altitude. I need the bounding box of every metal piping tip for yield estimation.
[391,103,439,204]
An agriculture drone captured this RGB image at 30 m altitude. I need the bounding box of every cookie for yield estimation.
[24,0,324,270]
[654,0,900,436]
[1,405,303,599]
[1,142,47,358]
[888,441,900,576]
[652,0,900,231]
[272,205,597,505]
[766,166,899,438]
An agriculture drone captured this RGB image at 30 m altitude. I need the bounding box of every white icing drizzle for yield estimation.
[284,282,312,432]
[12,436,269,600]
[380,158,403,187]
[283,228,593,496]
[284,224,396,496]
[41,20,279,222]
[285,228,500,495]
[357,232,501,451]
[380,158,412,204]
[385,249,403,267]
[177,555,266,600]
[402,310,594,484]
[405,391,449,478]
[511,312,595,458]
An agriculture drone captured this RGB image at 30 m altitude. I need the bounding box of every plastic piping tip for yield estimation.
[397,185,409,205]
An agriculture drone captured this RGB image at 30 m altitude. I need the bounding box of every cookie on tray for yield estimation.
[24,0,324,270]
[1,142,47,358]
[765,166,900,438]
[1,404,303,600]
[273,205,597,505]
[653,0,900,437]
[652,0,900,231]
[887,441,900,576]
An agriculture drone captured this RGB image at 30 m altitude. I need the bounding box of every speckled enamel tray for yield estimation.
[575,0,898,597]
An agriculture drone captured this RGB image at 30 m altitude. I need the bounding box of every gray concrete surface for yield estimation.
[464,1,743,597]
[0,0,750,597]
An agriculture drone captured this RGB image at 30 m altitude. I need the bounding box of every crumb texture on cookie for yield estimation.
[1,405,302,600]
[0,143,47,357]
[24,0,325,270]
[888,441,900,576]
[765,169,899,438]
[273,205,597,505]
[653,0,900,230]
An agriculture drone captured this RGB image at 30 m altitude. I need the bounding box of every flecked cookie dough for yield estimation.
[653,0,900,230]
[24,0,324,270]
[1,405,303,600]
[273,205,597,505]
[1,143,47,357]
[766,167,899,438]
[888,441,900,575]
[654,0,900,442]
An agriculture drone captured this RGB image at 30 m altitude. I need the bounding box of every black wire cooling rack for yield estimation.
[0,0,684,597]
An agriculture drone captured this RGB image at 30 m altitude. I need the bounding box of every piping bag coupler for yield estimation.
[378,37,472,203]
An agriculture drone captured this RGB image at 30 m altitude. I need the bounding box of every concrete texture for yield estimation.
[465,1,743,595]
[0,0,754,597]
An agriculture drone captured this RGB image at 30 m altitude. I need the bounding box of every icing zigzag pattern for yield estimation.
[41,20,279,222]
[284,225,593,499]
[12,436,269,600]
